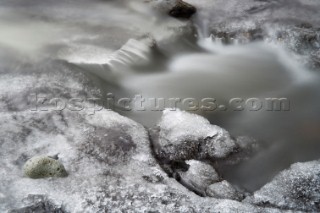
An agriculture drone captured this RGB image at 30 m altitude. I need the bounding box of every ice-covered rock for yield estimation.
[246,160,320,212]
[150,109,237,162]
[0,100,161,212]
[0,59,156,211]
[149,110,258,199]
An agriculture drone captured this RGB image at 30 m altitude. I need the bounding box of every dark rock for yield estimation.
[169,0,196,19]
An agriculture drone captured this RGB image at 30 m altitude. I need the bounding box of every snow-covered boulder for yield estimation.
[246,160,320,212]
[150,109,238,162]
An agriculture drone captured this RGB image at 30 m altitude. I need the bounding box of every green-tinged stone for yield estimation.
[23,156,68,179]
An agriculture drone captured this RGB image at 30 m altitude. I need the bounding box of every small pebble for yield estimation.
[23,156,68,179]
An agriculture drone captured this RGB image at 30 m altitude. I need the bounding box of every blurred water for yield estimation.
[1,0,320,192]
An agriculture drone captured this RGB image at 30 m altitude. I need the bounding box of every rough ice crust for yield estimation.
[247,160,320,212]
[153,109,237,161]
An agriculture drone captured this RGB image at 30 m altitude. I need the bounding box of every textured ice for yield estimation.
[247,160,320,212]
[151,109,237,161]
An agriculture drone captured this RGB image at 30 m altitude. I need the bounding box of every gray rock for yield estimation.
[246,160,320,212]
[23,156,68,179]
[206,180,243,201]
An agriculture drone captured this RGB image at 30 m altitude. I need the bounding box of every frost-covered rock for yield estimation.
[0,60,154,211]
[246,160,320,212]
[149,110,258,199]
[150,109,237,162]
[0,101,161,212]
